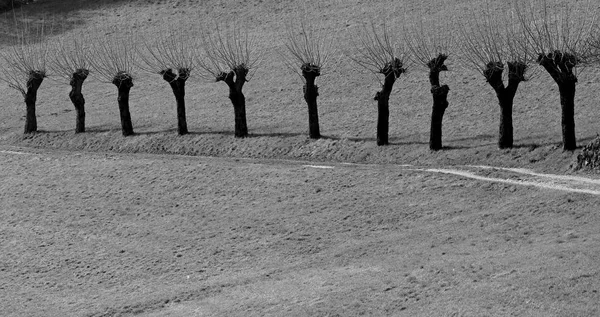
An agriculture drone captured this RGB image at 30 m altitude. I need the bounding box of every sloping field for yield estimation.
[0,0,598,172]
[1,0,600,316]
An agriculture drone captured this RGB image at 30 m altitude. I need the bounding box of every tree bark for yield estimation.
[218,66,248,138]
[23,71,45,134]
[112,72,134,136]
[428,54,449,151]
[162,68,189,135]
[373,58,405,146]
[559,81,576,151]
[374,74,394,146]
[302,64,321,139]
[483,61,525,149]
[537,51,578,151]
[69,69,89,133]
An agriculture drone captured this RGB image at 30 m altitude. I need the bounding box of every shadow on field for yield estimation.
[0,0,139,43]
[5,0,134,15]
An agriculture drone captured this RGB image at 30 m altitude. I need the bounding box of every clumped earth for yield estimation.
[1,0,600,316]
[577,136,600,172]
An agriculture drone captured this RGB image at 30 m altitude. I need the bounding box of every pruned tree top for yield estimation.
[347,22,408,80]
[403,1,454,69]
[0,19,49,96]
[280,9,337,81]
[49,29,91,82]
[515,0,599,68]
[88,28,138,84]
[457,1,533,76]
[137,21,198,79]
[196,21,262,82]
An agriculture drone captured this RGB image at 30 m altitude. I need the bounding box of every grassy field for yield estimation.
[1,0,600,316]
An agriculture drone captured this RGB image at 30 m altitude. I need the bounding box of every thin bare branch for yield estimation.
[0,19,49,96]
[456,1,534,78]
[280,12,336,81]
[515,0,599,68]
[88,28,138,84]
[137,21,198,78]
[196,21,262,82]
[347,22,408,81]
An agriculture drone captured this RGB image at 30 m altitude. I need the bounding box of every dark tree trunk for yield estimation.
[537,51,578,151]
[373,58,405,146]
[302,65,321,139]
[559,81,576,151]
[218,66,248,138]
[23,71,45,134]
[112,73,134,136]
[427,54,450,151]
[374,74,394,146]
[69,69,89,133]
[483,61,526,149]
[162,68,189,135]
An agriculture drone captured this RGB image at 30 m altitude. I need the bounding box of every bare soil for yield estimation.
[2,147,600,317]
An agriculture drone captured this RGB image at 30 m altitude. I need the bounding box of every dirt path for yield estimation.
[1,147,600,316]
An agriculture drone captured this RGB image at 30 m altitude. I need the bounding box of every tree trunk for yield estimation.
[112,73,134,136]
[537,51,578,151]
[559,81,577,151]
[162,69,189,135]
[219,67,248,138]
[302,65,321,139]
[427,54,449,151]
[23,71,45,134]
[374,73,396,146]
[483,61,525,149]
[69,69,89,133]
[430,86,449,150]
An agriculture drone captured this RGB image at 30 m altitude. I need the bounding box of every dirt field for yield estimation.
[1,0,600,316]
[1,146,600,317]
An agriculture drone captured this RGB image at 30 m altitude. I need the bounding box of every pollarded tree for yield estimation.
[458,2,533,149]
[50,31,91,133]
[138,24,197,135]
[197,23,261,138]
[349,23,407,146]
[281,18,335,139]
[405,14,453,151]
[89,31,138,136]
[0,21,49,134]
[516,0,599,151]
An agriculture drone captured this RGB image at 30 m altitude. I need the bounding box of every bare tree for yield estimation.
[197,23,261,138]
[281,17,335,139]
[458,2,533,149]
[89,31,138,136]
[516,0,599,151]
[138,23,197,135]
[0,21,49,134]
[348,22,407,146]
[405,14,453,151]
[50,31,91,133]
